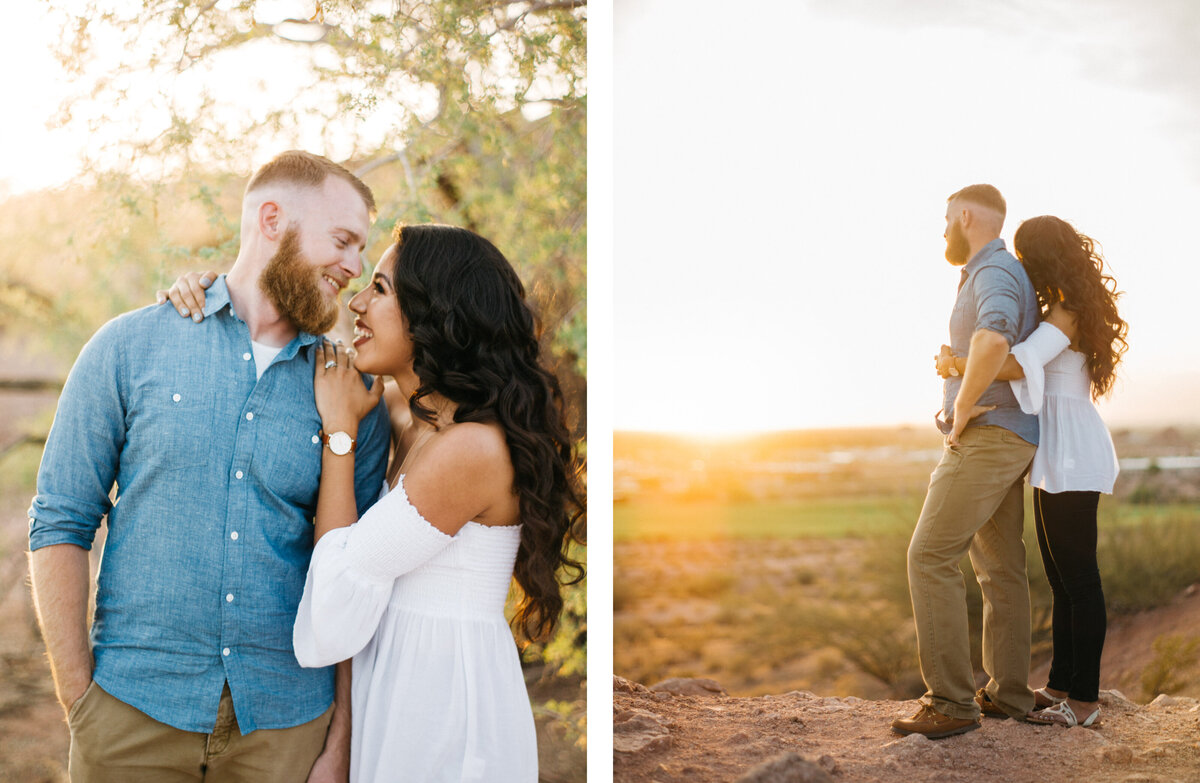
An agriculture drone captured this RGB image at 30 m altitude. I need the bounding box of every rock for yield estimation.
[614,709,671,754]
[784,690,818,699]
[1099,689,1138,710]
[883,732,933,754]
[816,754,839,774]
[725,731,754,745]
[1146,694,1177,709]
[1062,726,1107,745]
[1096,745,1134,764]
[734,752,835,783]
[613,675,649,694]
[649,677,727,697]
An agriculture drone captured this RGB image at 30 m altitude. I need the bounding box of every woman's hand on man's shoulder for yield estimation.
[156,271,216,323]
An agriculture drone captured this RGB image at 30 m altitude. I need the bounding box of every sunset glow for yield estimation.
[615,1,1200,435]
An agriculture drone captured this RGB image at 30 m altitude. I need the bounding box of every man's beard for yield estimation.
[259,227,340,335]
[944,220,971,266]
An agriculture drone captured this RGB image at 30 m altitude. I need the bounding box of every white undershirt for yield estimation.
[250,339,284,380]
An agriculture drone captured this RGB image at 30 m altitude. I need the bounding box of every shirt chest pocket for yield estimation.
[950,287,975,347]
[259,421,323,515]
[126,384,217,473]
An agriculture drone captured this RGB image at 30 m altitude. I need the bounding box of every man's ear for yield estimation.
[958,206,973,230]
[257,201,285,241]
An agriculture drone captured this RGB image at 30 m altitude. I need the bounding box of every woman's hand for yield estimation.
[155,271,217,322]
[314,340,385,434]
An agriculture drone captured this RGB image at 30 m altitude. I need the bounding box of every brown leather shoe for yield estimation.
[974,688,1008,719]
[891,704,981,739]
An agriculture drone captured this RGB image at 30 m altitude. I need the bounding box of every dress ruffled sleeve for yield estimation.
[1009,321,1071,415]
[293,478,456,668]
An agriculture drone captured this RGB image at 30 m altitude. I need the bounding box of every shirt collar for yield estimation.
[201,275,233,317]
[963,237,1007,274]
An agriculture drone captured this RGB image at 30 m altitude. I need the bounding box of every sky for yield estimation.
[614,0,1200,434]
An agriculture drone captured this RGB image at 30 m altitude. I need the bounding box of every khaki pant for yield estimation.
[908,425,1037,720]
[67,681,333,783]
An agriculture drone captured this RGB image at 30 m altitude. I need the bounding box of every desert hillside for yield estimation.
[614,676,1200,783]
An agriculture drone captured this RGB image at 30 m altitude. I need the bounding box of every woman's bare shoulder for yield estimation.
[402,422,516,531]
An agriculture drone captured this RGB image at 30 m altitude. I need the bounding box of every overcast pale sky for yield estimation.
[615,0,1200,433]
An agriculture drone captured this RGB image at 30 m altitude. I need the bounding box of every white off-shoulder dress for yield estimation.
[294,477,536,783]
[1009,322,1119,493]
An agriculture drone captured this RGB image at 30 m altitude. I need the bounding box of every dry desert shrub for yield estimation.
[1140,633,1200,700]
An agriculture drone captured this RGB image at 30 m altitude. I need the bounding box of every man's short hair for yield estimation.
[245,150,376,218]
[947,184,1006,219]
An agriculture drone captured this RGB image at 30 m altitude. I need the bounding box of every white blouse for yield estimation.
[294,478,536,783]
[1009,322,1119,494]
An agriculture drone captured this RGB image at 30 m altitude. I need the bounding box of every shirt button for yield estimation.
[235,470,244,480]
[230,531,239,541]
[222,648,230,657]
[172,393,181,402]
[245,412,254,421]
[226,593,234,603]
[311,435,320,444]
[243,352,252,361]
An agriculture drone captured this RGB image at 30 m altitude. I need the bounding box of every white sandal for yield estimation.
[1027,700,1100,728]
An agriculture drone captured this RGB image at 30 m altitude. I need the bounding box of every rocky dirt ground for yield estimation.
[615,584,1200,782]
[614,676,1200,783]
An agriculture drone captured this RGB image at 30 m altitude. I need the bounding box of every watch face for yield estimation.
[328,431,352,455]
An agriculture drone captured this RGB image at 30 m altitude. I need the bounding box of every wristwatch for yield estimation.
[320,430,357,456]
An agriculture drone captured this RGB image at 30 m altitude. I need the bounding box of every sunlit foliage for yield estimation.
[3,2,586,777]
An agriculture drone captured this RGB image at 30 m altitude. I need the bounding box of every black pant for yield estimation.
[1034,488,1106,702]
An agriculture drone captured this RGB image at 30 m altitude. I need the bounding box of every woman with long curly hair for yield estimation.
[939,215,1127,729]
[165,223,585,781]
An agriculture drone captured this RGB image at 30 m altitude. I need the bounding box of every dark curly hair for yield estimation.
[1013,215,1129,399]
[389,223,585,642]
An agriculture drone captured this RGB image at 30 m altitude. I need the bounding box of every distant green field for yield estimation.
[613,496,923,541]
[614,496,1200,542]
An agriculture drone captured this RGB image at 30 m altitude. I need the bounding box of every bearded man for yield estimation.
[29,150,390,782]
[891,184,1041,739]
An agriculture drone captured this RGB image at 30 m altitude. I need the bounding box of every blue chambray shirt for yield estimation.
[28,276,389,734]
[941,238,1040,445]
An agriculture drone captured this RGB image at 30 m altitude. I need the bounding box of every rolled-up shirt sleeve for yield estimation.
[973,265,1024,346]
[28,318,127,551]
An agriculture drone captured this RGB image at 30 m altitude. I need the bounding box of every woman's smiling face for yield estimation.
[348,245,414,382]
